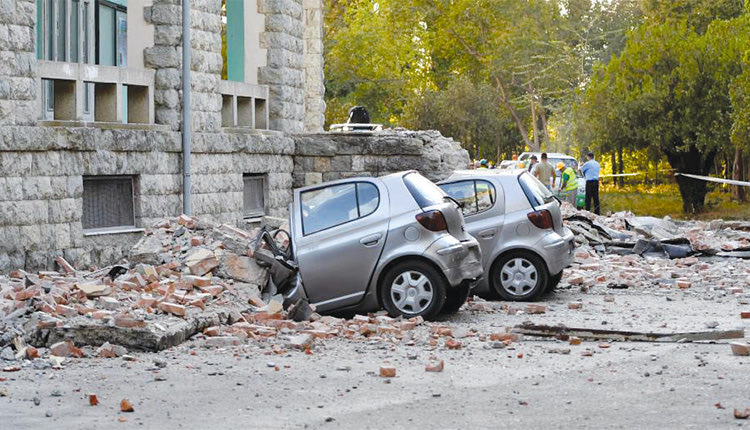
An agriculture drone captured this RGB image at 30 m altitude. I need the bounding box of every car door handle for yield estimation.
[359,233,382,247]
[478,228,497,239]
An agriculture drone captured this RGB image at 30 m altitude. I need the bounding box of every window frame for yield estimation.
[300,181,381,236]
[242,173,266,219]
[439,179,496,217]
[81,175,138,233]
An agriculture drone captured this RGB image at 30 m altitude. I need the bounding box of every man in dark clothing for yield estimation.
[579,152,601,214]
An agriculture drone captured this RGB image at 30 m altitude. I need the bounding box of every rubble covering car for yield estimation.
[438,170,575,301]
[271,171,483,320]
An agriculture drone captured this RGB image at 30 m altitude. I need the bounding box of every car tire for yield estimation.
[441,283,471,314]
[380,260,447,320]
[490,251,549,301]
[546,271,563,293]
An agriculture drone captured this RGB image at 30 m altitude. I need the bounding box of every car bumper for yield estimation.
[424,235,484,287]
[539,227,575,275]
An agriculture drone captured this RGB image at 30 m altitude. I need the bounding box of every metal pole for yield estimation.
[181,0,192,215]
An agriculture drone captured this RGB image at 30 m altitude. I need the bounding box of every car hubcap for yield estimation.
[499,257,538,296]
[390,271,433,314]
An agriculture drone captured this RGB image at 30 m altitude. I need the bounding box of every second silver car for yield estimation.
[439,170,575,301]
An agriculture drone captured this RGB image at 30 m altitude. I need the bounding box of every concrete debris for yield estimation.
[730,342,750,356]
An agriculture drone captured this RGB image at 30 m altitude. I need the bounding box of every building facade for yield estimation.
[0,0,325,271]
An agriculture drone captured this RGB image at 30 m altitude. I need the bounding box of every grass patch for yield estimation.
[599,183,750,220]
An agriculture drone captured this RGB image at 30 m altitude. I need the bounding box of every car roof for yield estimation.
[440,169,526,183]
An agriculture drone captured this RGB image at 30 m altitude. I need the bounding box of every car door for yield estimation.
[439,179,503,269]
[291,179,389,311]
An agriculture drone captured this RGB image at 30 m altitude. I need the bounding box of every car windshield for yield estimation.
[403,172,446,208]
[518,172,554,207]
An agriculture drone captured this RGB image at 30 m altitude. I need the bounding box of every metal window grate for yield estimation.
[243,174,265,217]
[82,176,135,230]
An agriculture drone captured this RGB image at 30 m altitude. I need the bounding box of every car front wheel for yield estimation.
[490,251,549,301]
[380,260,447,320]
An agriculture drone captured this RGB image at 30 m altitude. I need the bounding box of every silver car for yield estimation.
[438,170,575,301]
[286,171,483,319]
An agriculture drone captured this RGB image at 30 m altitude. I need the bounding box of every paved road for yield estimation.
[2,286,748,429]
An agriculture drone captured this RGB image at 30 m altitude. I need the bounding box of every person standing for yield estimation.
[527,155,538,172]
[580,151,601,214]
[532,153,555,191]
[557,162,578,206]
[478,159,489,169]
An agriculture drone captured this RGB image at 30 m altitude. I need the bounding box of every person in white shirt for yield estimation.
[579,152,601,214]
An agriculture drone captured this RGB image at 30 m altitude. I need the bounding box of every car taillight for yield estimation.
[416,210,448,232]
[527,209,553,229]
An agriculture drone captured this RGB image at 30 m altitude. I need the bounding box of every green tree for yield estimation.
[576,3,750,212]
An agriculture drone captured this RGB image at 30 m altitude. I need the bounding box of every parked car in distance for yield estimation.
[438,169,575,301]
[517,152,578,177]
[285,171,484,320]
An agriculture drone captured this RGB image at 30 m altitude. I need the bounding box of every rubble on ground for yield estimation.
[561,205,750,295]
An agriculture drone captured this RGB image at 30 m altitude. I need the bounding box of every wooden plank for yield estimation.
[512,323,744,343]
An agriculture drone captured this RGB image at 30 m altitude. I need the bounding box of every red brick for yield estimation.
[676,280,691,289]
[190,236,205,246]
[197,284,223,297]
[568,302,583,310]
[730,342,750,356]
[425,360,444,372]
[49,340,84,358]
[158,302,186,317]
[379,366,396,377]
[446,339,462,350]
[55,304,77,318]
[92,310,113,320]
[89,394,99,406]
[740,312,750,319]
[114,316,146,328]
[203,326,222,337]
[525,304,547,314]
[120,398,134,412]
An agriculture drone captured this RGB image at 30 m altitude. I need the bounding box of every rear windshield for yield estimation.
[518,172,554,207]
[403,172,445,208]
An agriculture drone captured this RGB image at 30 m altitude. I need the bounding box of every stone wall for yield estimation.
[0,0,36,128]
[302,0,325,132]
[0,125,294,272]
[292,130,470,187]
[258,0,307,132]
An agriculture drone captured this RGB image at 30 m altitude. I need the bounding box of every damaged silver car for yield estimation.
[274,171,483,320]
[438,170,575,301]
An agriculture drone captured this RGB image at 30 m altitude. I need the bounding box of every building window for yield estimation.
[243,174,265,218]
[82,176,136,231]
[221,0,245,82]
[37,0,93,63]
[96,1,127,66]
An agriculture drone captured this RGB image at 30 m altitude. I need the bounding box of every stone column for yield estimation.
[0,0,37,127]
[303,0,325,132]
[258,0,306,132]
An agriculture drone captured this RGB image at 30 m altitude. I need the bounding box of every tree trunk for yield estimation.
[528,82,539,149]
[665,147,716,213]
[733,147,745,201]
[495,77,535,151]
[617,145,624,188]
[611,152,617,186]
[538,104,551,144]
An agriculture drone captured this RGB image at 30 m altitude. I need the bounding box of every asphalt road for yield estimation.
[2,286,749,429]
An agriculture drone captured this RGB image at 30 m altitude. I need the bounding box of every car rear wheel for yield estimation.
[490,251,548,301]
[441,283,471,314]
[546,271,563,293]
[380,260,447,320]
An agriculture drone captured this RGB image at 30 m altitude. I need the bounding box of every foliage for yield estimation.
[575,1,750,213]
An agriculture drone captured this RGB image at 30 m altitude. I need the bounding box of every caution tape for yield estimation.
[675,172,750,187]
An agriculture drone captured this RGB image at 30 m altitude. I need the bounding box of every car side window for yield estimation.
[357,182,379,217]
[301,182,380,235]
[475,180,495,212]
[439,181,477,215]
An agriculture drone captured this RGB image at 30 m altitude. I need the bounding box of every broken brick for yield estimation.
[157,302,186,317]
[445,339,462,350]
[120,399,134,412]
[379,366,396,377]
[49,340,84,358]
[425,360,444,372]
[568,302,583,310]
[730,342,750,356]
[89,394,99,406]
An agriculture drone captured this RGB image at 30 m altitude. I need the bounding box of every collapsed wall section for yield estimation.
[292,130,471,187]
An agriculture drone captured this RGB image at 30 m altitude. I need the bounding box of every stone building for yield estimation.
[0,0,469,272]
